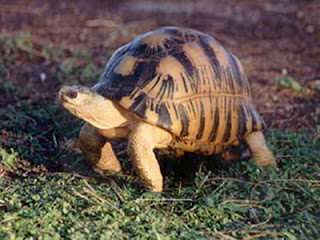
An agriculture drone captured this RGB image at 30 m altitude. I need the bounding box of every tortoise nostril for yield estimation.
[66,90,77,99]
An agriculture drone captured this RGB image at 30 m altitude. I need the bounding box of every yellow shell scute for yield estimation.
[142,32,172,51]
[207,40,230,68]
[114,56,138,76]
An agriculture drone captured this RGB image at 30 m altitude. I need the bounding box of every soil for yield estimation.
[1,0,320,132]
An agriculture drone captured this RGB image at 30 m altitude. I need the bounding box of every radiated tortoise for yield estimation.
[59,27,276,192]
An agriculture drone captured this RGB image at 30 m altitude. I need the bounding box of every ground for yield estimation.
[0,0,319,239]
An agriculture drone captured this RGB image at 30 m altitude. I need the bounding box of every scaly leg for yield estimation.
[128,122,172,192]
[78,123,121,172]
[245,131,277,167]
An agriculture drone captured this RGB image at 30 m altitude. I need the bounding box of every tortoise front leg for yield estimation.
[128,123,172,192]
[78,123,121,172]
[245,131,277,167]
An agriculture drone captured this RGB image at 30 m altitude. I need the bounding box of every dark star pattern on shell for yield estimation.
[93,27,265,155]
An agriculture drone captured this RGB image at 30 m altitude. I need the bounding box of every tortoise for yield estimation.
[59,27,276,192]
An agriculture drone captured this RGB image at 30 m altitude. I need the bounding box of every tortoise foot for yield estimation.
[245,131,277,168]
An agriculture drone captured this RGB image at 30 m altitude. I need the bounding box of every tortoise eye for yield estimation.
[66,90,78,99]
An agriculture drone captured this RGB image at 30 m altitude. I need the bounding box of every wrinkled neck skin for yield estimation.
[63,95,129,130]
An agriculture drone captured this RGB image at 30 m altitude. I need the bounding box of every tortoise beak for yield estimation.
[59,86,78,102]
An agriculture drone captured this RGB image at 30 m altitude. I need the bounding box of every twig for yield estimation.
[0,167,7,178]
[219,199,272,227]
[82,180,125,216]
[208,177,254,185]
[1,216,20,223]
[256,178,320,185]
[116,149,127,157]
[250,178,320,202]
[212,232,237,240]
[110,180,125,202]
[134,198,193,203]
[244,232,284,240]
[18,45,48,60]
[213,230,284,240]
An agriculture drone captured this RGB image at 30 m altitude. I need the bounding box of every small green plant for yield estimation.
[104,28,135,47]
[81,63,101,82]
[59,57,78,75]
[0,148,20,171]
[276,76,305,92]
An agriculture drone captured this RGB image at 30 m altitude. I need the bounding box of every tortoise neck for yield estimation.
[76,97,130,130]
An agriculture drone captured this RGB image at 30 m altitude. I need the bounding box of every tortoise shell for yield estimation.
[93,27,265,152]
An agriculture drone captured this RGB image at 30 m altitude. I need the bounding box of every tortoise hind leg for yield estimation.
[128,123,172,192]
[244,131,277,167]
[78,123,121,173]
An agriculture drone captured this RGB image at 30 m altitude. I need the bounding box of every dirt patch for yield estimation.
[1,0,320,131]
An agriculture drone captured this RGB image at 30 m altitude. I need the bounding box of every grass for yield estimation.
[0,32,319,239]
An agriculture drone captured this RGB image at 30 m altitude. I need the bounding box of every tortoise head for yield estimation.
[59,85,105,126]
[59,85,99,108]
[59,85,128,129]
